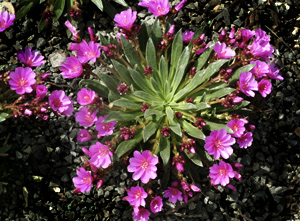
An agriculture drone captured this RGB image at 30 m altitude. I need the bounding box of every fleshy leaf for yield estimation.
[199,59,229,84]
[115,130,143,159]
[79,79,109,98]
[182,120,206,140]
[144,109,165,118]
[103,111,143,122]
[143,121,160,142]
[146,38,158,72]
[113,99,141,109]
[159,136,170,166]
[159,56,168,94]
[0,113,9,123]
[171,103,197,111]
[184,150,203,167]
[111,60,138,88]
[170,29,183,77]
[205,120,233,133]
[139,22,151,53]
[52,0,65,22]
[97,73,120,97]
[151,18,162,47]
[91,0,103,11]
[229,63,256,83]
[205,87,236,101]
[196,43,215,71]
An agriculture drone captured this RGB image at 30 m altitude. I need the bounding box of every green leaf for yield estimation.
[144,109,165,118]
[120,35,143,72]
[196,43,215,71]
[229,63,256,83]
[111,60,138,88]
[79,79,109,98]
[97,72,119,96]
[216,100,251,113]
[170,29,183,77]
[113,99,141,109]
[103,111,143,122]
[184,150,203,167]
[128,68,156,95]
[102,1,117,19]
[0,145,11,154]
[206,87,236,101]
[0,113,9,123]
[38,18,48,33]
[171,46,191,92]
[16,0,39,20]
[195,102,210,111]
[199,59,229,84]
[112,0,128,6]
[166,107,182,136]
[146,38,158,72]
[143,121,160,142]
[182,120,206,140]
[52,0,65,22]
[99,32,109,46]
[205,120,233,133]
[171,103,197,111]
[159,56,168,93]
[133,91,160,102]
[159,137,170,166]
[91,0,103,11]
[151,18,162,47]
[139,22,151,53]
[115,130,143,158]
[165,107,174,119]
[150,78,165,100]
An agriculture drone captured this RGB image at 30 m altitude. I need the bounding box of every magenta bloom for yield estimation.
[214,42,236,59]
[49,90,72,112]
[250,60,269,79]
[255,28,271,44]
[241,29,255,42]
[209,161,235,186]
[267,62,284,80]
[163,187,183,204]
[138,0,156,7]
[182,30,194,43]
[114,9,137,31]
[150,196,163,213]
[75,107,97,127]
[60,56,83,79]
[62,100,74,117]
[89,142,113,168]
[133,207,150,221]
[237,132,253,149]
[72,167,93,193]
[65,20,79,41]
[226,119,246,138]
[77,129,92,142]
[126,186,148,208]
[95,115,116,137]
[0,11,15,32]
[77,88,96,105]
[127,150,158,184]
[36,85,48,99]
[174,0,187,11]
[238,72,258,97]
[76,40,100,63]
[204,129,236,160]
[258,79,272,97]
[249,40,274,61]
[9,67,36,94]
[17,47,45,67]
[147,0,170,17]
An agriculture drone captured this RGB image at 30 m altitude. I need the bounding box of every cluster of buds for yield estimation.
[120,127,135,140]
[119,25,141,40]
[100,44,118,58]
[181,136,196,154]
[172,180,201,203]
[189,67,196,77]
[41,8,54,23]
[192,34,208,55]
[175,112,183,119]
[117,83,128,95]
[194,117,206,129]
[161,127,171,137]
[69,2,83,20]
[219,69,233,83]
[186,97,194,103]
[144,65,153,76]
[221,91,243,108]
[172,155,185,172]
[141,103,150,112]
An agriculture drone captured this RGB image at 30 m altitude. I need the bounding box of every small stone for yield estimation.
[16,151,23,159]
[233,19,243,27]
[255,152,265,161]
[188,202,196,210]
[252,162,260,171]
[36,37,46,48]
[49,51,66,68]
[61,174,69,183]
[120,172,128,180]
[64,155,73,164]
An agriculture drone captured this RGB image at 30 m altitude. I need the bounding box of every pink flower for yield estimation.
[190,184,201,192]
[238,72,258,97]
[36,85,48,99]
[250,60,269,78]
[226,119,246,138]
[49,90,72,112]
[258,79,272,97]
[214,42,236,59]
[0,11,15,32]
[114,9,137,31]
[133,207,150,221]
[147,0,170,17]
[174,0,187,11]
[237,132,253,149]
[17,47,45,67]
[65,20,79,41]
[72,167,93,193]
[127,150,158,184]
[9,67,36,94]
[76,40,100,63]
[150,196,163,213]
[77,88,96,105]
[204,129,236,160]
[138,0,156,7]
[89,142,113,168]
[182,30,194,43]
[60,56,83,79]
[126,186,148,208]
[62,100,74,117]
[75,107,97,127]
[267,62,283,80]
[209,161,235,186]
[241,29,255,42]
[163,187,183,204]
[77,129,92,142]
[95,115,116,137]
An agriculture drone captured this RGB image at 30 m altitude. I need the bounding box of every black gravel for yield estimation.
[0,0,299,220]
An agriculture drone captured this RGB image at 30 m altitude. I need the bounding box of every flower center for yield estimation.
[214,139,222,149]
[141,160,149,170]
[135,191,142,199]
[170,188,178,195]
[85,114,94,124]
[82,176,91,184]
[53,98,62,108]
[259,83,267,91]
[219,167,227,176]
[84,95,90,102]
[98,147,108,157]
[18,78,26,88]
[102,122,111,131]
